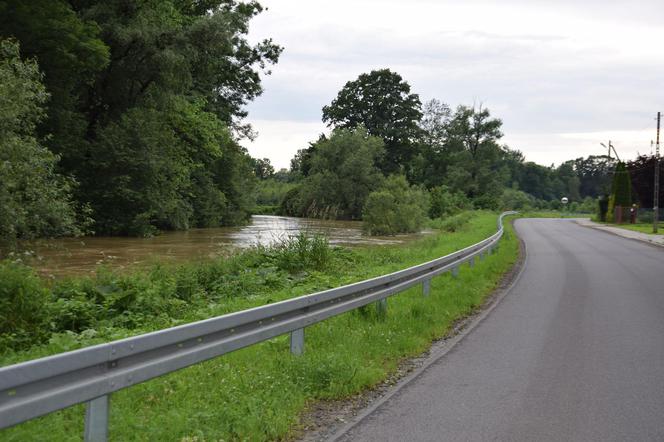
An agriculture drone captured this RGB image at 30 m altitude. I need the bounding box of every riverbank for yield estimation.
[11,215,430,278]
[1,211,520,441]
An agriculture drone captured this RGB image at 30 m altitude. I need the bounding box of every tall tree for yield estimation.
[322,69,422,174]
[252,158,275,180]
[0,40,82,246]
[0,0,109,168]
[410,99,453,187]
[444,105,504,206]
[627,155,663,208]
[282,128,385,219]
[572,155,616,198]
[1,0,281,235]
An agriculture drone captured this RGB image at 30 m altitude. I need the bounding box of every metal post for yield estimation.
[469,257,475,268]
[377,298,387,316]
[84,395,109,442]
[290,328,304,355]
[654,111,660,234]
[422,279,431,296]
[479,252,485,261]
[451,266,459,278]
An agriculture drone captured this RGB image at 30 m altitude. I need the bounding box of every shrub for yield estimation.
[280,128,385,219]
[472,193,501,210]
[500,188,535,210]
[429,185,470,218]
[433,212,475,232]
[363,175,429,236]
[0,261,51,349]
[269,233,331,273]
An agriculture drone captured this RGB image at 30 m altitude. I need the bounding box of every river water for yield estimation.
[22,215,429,277]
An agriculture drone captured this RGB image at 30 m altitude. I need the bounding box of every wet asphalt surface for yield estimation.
[336,219,664,442]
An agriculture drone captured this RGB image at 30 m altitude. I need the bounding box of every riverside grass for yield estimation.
[1,211,519,441]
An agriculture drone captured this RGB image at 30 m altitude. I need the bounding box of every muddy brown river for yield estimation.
[19,215,429,277]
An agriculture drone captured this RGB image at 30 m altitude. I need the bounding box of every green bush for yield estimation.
[0,39,83,247]
[280,128,385,219]
[363,175,429,236]
[0,261,51,349]
[429,212,476,232]
[429,185,470,218]
[500,188,535,210]
[268,233,332,273]
[472,193,501,210]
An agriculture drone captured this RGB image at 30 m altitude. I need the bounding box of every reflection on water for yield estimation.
[23,215,429,277]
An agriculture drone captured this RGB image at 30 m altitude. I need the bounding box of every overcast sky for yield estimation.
[241,0,664,170]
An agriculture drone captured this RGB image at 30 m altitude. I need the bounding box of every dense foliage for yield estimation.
[362,175,429,235]
[0,0,281,241]
[289,68,613,232]
[2,1,619,246]
[0,40,83,245]
[322,69,423,174]
[0,233,334,351]
[606,161,632,222]
[612,162,632,207]
[281,128,385,219]
[627,154,664,208]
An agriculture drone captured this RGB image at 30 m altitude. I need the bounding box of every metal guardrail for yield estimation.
[0,212,516,441]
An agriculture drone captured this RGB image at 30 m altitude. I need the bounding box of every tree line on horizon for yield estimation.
[2,1,659,245]
[258,69,631,232]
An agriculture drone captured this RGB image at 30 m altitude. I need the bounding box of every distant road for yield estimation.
[335,218,664,442]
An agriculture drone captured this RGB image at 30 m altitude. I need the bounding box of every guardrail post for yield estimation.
[469,257,475,268]
[451,266,459,278]
[290,328,304,355]
[479,252,485,261]
[422,279,431,296]
[377,298,387,316]
[84,395,109,442]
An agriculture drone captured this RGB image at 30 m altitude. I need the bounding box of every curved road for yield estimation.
[335,218,664,442]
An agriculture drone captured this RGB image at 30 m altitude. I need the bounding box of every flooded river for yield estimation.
[21,215,429,277]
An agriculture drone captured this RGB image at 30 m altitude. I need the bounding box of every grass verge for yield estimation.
[597,222,661,235]
[1,211,520,441]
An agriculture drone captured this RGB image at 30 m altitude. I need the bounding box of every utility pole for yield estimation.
[654,112,660,233]
[600,141,620,161]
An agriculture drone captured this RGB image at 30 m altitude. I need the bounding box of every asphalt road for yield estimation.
[335,219,664,442]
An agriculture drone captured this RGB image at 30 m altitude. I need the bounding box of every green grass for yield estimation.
[597,222,661,235]
[1,211,520,441]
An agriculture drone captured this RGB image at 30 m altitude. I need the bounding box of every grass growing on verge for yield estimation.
[1,212,520,441]
[598,222,661,235]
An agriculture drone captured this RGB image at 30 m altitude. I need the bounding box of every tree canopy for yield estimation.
[0,40,82,244]
[281,128,385,219]
[0,0,281,238]
[322,69,422,174]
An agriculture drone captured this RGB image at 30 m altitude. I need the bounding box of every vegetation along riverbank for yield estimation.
[1,211,519,441]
